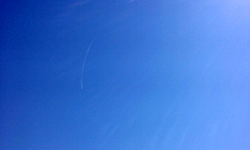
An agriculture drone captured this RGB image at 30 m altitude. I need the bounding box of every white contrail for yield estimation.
[81,39,95,89]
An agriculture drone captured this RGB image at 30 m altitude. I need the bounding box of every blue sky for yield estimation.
[1,0,250,149]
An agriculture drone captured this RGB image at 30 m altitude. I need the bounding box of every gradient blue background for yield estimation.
[1,0,250,149]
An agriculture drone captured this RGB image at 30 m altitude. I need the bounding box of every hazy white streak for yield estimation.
[81,39,95,89]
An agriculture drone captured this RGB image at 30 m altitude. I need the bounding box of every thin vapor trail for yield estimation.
[81,39,95,89]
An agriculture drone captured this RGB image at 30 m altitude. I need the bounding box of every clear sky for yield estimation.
[1,0,250,150]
